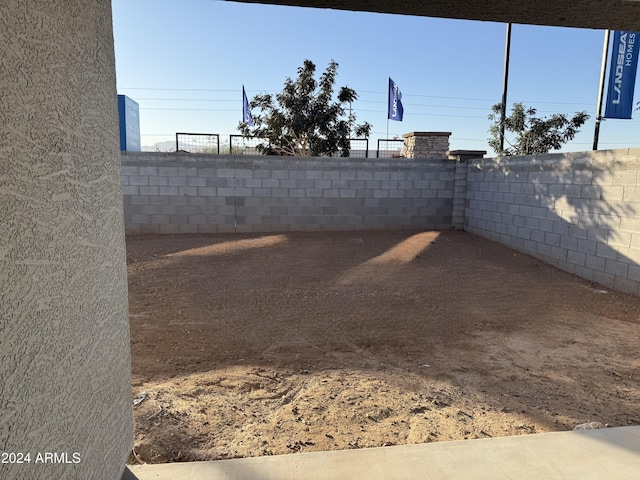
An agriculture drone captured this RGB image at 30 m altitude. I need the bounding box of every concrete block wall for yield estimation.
[465,149,640,295]
[121,152,455,233]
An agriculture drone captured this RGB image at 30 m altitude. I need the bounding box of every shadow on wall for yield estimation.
[465,151,640,295]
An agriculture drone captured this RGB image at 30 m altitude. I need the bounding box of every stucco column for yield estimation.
[0,1,133,479]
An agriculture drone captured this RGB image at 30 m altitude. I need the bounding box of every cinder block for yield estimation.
[140,186,159,195]
[550,246,568,261]
[159,186,179,196]
[613,170,637,186]
[581,185,601,199]
[381,180,398,189]
[289,189,306,198]
[592,270,615,288]
[245,179,262,188]
[179,224,199,233]
[323,189,340,198]
[608,231,632,249]
[600,185,624,201]
[131,214,151,225]
[340,170,357,181]
[149,214,169,224]
[629,264,640,282]
[560,235,578,250]
[235,169,253,178]
[139,166,158,176]
[178,186,198,196]
[262,179,279,188]
[552,221,570,237]
[159,224,180,234]
[563,185,581,198]
[149,176,168,186]
[169,177,188,187]
[374,171,391,181]
[574,265,595,282]
[331,179,349,189]
[122,186,139,195]
[605,258,629,277]
[545,232,561,247]
[322,171,340,180]
[390,172,406,181]
[280,179,298,188]
[518,227,532,239]
[254,188,271,197]
[121,166,139,176]
[623,186,640,202]
[613,276,639,295]
[178,167,198,177]
[196,187,216,197]
[306,170,324,180]
[214,168,233,178]
[524,217,539,230]
[187,177,207,187]
[315,180,331,189]
[159,166,178,177]
[620,217,640,233]
[596,242,619,260]
[129,175,149,186]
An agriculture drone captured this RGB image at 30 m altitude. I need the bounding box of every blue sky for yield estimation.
[112,0,640,154]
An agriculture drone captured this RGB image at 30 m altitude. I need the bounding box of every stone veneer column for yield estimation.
[447,150,486,230]
[1,1,133,479]
[401,132,451,159]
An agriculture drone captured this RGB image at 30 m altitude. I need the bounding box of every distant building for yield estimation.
[118,95,141,151]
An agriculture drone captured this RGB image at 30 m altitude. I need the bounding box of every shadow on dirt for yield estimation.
[126,230,640,462]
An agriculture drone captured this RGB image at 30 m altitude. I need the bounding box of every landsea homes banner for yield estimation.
[605,30,640,119]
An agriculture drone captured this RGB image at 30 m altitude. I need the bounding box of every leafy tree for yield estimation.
[238,59,371,157]
[488,102,589,156]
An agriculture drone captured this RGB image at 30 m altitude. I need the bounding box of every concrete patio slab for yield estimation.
[125,426,640,479]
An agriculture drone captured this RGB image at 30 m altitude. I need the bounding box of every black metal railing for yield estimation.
[175,133,220,154]
[376,139,405,158]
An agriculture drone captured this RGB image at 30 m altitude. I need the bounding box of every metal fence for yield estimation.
[347,138,369,158]
[228,136,369,157]
[176,133,220,154]
[229,135,270,155]
[376,139,405,158]
[173,133,386,158]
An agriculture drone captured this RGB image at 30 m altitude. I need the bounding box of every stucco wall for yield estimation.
[0,1,133,479]
[121,152,455,233]
[465,149,640,295]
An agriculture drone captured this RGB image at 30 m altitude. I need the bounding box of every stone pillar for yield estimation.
[401,132,451,159]
[1,2,133,479]
[447,150,487,230]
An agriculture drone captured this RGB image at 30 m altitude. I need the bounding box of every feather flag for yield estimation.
[242,86,254,126]
[388,78,404,122]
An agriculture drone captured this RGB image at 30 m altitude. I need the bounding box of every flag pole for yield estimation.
[386,77,390,140]
[593,30,611,151]
[499,23,512,153]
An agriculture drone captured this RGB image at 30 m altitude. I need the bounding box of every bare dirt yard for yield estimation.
[126,229,640,464]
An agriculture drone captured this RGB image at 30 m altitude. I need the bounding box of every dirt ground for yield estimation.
[126,229,640,464]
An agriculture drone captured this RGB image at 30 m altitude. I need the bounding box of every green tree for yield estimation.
[238,59,371,157]
[488,103,589,156]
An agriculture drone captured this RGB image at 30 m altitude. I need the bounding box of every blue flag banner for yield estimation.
[388,78,404,121]
[243,86,254,126]
[605,31,640,119]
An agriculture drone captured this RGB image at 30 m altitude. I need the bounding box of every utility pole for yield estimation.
[593,30,611,150]
[500,23,512,153]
